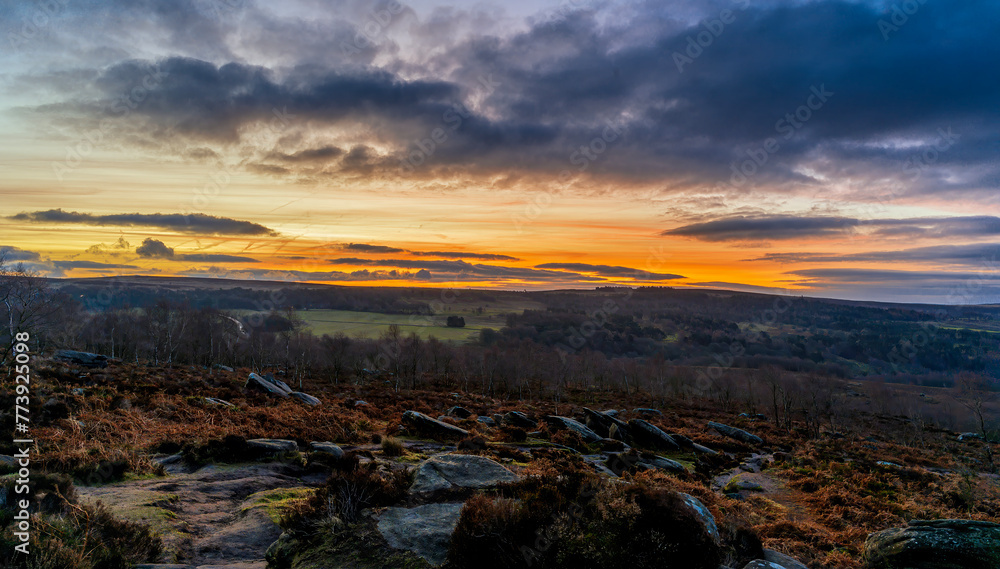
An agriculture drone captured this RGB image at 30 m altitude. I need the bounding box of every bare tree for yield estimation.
[321,333,352,385]
[0,255,63,364]
[954,372,998,473]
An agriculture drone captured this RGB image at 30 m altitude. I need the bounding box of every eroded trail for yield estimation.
[77,462,326,569]
[713,454,812,523]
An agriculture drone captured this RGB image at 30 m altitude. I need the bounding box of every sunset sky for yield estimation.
[2,0,999,303]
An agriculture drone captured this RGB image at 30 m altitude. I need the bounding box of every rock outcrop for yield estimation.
[288,391,320,406]
[761,549,809,569]
[678,492,721,546]
[863,519,1000,569]
[54,350,108,368]
[606,449,685,475]
[410,453,519,493]
[309,441,344,458]
[633,407,663,417]
[446,406,472,419]
[378,502,465,567]
[543,415,602,443]
[583,407,631,439]
[628,418,681,450]
[708,421,764,445]
[245,372,293,397]
[502,411,537,429]
[402,410,470,439]
[246,439,297,452]
[669,432,719,455]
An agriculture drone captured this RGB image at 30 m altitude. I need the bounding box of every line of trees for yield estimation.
[5,260,999,440]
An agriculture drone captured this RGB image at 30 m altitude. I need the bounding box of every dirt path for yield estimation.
[713,457,811,523]
[77,462,326,568]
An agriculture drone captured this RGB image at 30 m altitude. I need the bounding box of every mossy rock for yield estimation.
[864,519,1000,569]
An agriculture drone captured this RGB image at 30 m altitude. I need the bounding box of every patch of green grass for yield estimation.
[242,487,315,524]
[397,453,429,464]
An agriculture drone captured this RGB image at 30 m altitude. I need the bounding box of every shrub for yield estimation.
[181,435,257,466]
[550,430,590,453]
[448,469,726,569]
[448,495,531,569]
[282,462,412,532]
[1,478,161,569]
[503,427,528,442]
[381,437,405,457]
[458,435,488,452]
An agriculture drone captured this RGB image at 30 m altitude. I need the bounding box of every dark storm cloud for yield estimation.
[669,215,1000,242]
[22,0,999,191]
[0,245,41,262]
[40,55,460,144]
[10,209,276,236]
[535,262,684,280]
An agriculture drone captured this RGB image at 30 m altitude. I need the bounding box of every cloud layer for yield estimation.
[13,0,999,196]
[11,210,276,236]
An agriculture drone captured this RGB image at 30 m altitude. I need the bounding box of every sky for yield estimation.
[1,0,999,304]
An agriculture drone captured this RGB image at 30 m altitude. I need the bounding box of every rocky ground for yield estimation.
[7,361,1000,568]
[76,462,325,568]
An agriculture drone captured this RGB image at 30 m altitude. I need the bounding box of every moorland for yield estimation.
[3,270,1000,569]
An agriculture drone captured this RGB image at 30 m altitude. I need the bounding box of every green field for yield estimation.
[297,309,486,342]
[233,295,543,343]
[235,308,518,343]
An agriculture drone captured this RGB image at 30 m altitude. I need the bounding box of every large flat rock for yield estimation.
[246,439,297,452]
[378,502,465,566]
[411,453,518,493]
